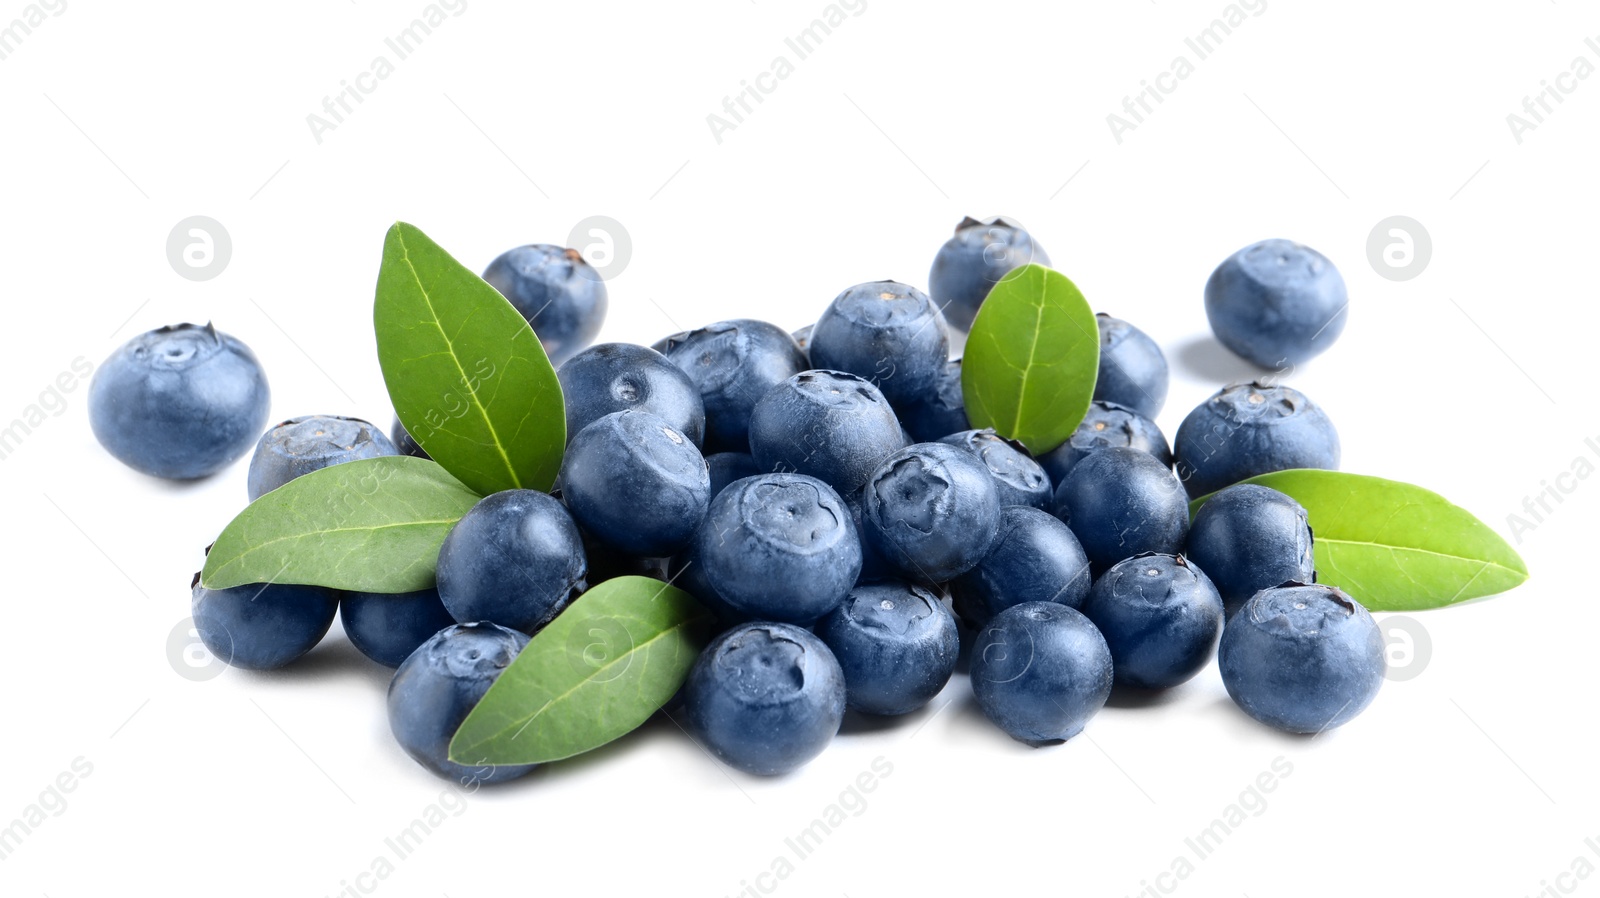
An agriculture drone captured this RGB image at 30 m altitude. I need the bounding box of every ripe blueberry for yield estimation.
[1093,314,1169,419]
[861,441,1002,583]
[1037,400,1171,488]
[748,370,906,495]
[970,602,1112,744]
[937,428,1051,509]
[928,216,1050,332]
[246,414,397,500]
[658,319,808,453]
[559,410,710,557]
[190,574,338,671]
[808,281,949,407]
[1051,446,1188,574]
[815,580,959,716]
[558,342,705,447]
[482,244,607,367]
[1173,381,1340,499]
[1080,554,1224,690]
[1186,484,1316,615]
[950,506,1092,628]
[1205,239,1348,369]
[435,489,587,634]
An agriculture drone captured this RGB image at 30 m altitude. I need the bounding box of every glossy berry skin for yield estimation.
[862,442,1002,583]
[89,323,270,480]
[808,281,949,407]
[1219,584,1384,734]
[970,602,1112,744]
[1093,314,1169,419]
[1052,446,1188,574]
[928,216,1051,333]
[1187,484,1316,615]
[340,587,457,669]
[815,581,959,716]
[659,320,808,453]
[1080,554,1224,690]
[559,410,710,557]
[694,473,860,625]
[1173,382,1340,499]
[705,452,762,500]
[246,414,397,500]
[898,359,969,443]
[390,415,429,459]
[684,622,846,776]
[435,489,587,634]
[190,576,338,671]
[1037,400,1171,488]
[1205,239,1348,369]
[950,506,1092,628]
[558,343,705,447]
[482,244,607,367]
[748,370,906,495]
[938,429,1051,509]
[387,622,537,784]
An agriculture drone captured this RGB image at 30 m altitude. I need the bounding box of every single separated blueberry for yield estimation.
[559,342,705,447]
[1093,314,1169,419]
[340,587,457,668]
[559,410,711,557]
[483,244,607,367]
[684,623,846,776]
[89,323,270,479]
[938,429,1052,509]
[862,442,1002,583]
[1173,381,1340,499]
[897,358,970,443]
[928,216,1050,332]
[1219,583,1384,734]
[1052,446,1189,574]
[747,370,906,494]
[950,506,1092,628]
[808,280,949,407]
[1206,238,1348,369]
[658,319,808,453]
[694,473,860,625]
[387,622,537,784]
[815,581,959,716]
[1080,554,1224,690]
[190,573,339,670]
[970,602,1113,744]
[1186,484,1316,615]
[435,489,587,634]
[246,414,397,500]
[1037,400,1172,488]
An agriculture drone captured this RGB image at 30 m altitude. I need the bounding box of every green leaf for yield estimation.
[375,221,564,496]
[960,263,1099,455]
[1189,469,1529,611]
[449,577,714,766]
[200,456,480,593]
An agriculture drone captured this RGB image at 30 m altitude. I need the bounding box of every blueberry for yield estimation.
[340,587,457,668]
[1186,484,1316,615]
[937,429,1051,509]
[190,574,338,670]
[482,244,607,367]
[658,319,808,453]
[790,324,814,364]
[1037,400,1172,488]
[579,525,669,586]
[1173,381,1340,499]
[970,602,1112,744]
[246,415,398,500]
[808,281,949,407]
[558,343,705,447]
[705,452,762,500]
[559,410,710,557]
[390,415,429,459]
[814,581,959,716]
[89,323,270,479]
[748,370,906,494]
[684,622,846,776]
[1093,314,1169,418]
[1080,554,1224,690]
[897,358,970,443]
[1205,239,1348,369]
[841,488,897,584]
[928,216,1050,333]
[1219,583,1384,733]
[1051,446,1188,574]
[862,442,1003,583]
[435,489,587,634]
[950,506,1092,628]
[387,622,537,784]
[693,473,860,625]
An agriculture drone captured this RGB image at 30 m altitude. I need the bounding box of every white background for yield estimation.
[2,1,1597,896]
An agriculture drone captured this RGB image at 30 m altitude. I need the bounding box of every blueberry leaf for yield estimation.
[960,264,1099,455]
[200,456,480,593]
[375,222,564,496]
[1189,469,1529,611]
[449,576,714,766]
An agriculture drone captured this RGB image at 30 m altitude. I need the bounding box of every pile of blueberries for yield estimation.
[89,217,1383,785]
